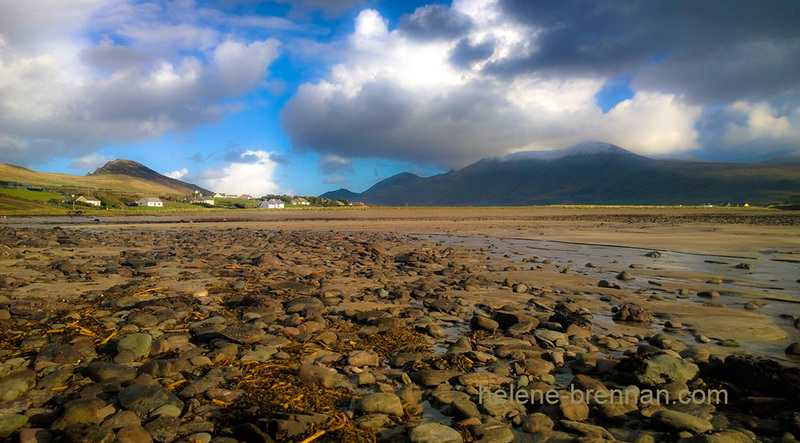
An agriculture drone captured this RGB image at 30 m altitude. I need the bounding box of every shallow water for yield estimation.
[424,233,800,366]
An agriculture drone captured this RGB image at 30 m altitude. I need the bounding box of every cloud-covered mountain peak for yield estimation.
[500,141,632,161]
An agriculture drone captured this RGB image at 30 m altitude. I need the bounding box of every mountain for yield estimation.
[89,159,213,195]
[0,159,213,197]
[319,188,361,201]
[322,142,800,206]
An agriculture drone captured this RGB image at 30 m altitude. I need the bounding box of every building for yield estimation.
[258,198,284,209]
[188,195,215,206]
[75,196,101,206]
[290,197,310,206]
[138,197,163,207]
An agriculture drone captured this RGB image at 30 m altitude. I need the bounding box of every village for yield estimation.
[61,192,361,211]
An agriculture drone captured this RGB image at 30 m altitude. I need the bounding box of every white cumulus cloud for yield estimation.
[197,150,280,196]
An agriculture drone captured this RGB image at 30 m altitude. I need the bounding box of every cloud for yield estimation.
[323,175,348,185]
[281,3,705,169]
[281,0,800,168]
[0,0,281,167]
[319,154,354,174]
[69,154,113,173]
[197,150,280,196]
[165,168,189,180]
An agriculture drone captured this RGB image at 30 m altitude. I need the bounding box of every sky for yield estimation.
[1,0,799,197]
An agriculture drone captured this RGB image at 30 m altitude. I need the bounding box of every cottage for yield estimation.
[258,198,284,209]
[290,197,310,206]
[187,195,215,206]
[75,196,101,206]
[138,197,163,207]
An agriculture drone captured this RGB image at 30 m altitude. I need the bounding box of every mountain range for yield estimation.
[321,142,800,206]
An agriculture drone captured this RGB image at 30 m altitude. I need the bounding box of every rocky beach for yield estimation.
[0,208,798,443]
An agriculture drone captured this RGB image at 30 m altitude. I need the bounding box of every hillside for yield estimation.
[0,160,212,197]
[324,142,800,206]
[89,159,213,195]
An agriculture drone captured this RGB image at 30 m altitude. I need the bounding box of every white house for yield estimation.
[258,198,284,209]
[75,196,101,206]
[290,197,310,206]
[138,197,163,207]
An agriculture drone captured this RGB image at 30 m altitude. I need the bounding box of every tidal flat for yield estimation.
[0,207,798,442]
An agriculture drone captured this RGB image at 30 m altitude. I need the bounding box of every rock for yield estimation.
[613,302,656,323]
[470,314,499,331]
[84,361,137,382]
[51,398,105,430]
[651,409,713,434]
[117,385,184,415]
[116,425,153,443]
[698,291,720,298]
[598,280,621,289]
[60,424,114,443]
[0,414,28,438]
[347,350,379,367]
[297,364,336,388]
[116,333,152,360]
[408,422,463,443]
[615,353,699,386]
[357,393,404,417]
[409,370,463,387]
[559,396,589,421]
[522,412,554,434]
[706,278,723,285]
[617,271,634,281]
[0,379,30,402]
[512,283,528,293]
[220,323,266,344]
[127,313,158,328]
[558,420,615,439]
[785,342,800,356]
[143,415,180,443]
[446,337,472,354]
[17,428,52,443]
[680,429,755,442]
[101,410,140,430]
[451,398,481,419]
[458,372,511,388]
[645,251,662,258]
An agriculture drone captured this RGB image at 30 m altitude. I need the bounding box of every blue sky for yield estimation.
[1,0,799,197]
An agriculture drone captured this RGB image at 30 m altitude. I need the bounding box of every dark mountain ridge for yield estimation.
[322,142,800,206]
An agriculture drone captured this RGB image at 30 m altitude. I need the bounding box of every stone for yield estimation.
[357,393,404,417]
[698,291,720,298]
[522,412,554,434]
[116,333,152,360]
[0,379,30,402]
[100,410,140,430]
[409,370,462,387]
[408,422,463,443]
[558,420,615,440]
[617,352,699,386]
[297,364,335,388]
[220,323,266,344]
[347,350,379,367]
[599,280,621,289]
[651,409,714,434]
[512,283,528,293]
[785,342,800,356]
[17,428,52,443]
[0,414,28,438]
[451,398,481,419]
[559,396,589,421]
[617,271,634,281]
[143,415,180,443]
[458,372,511,388]
[470,314,499,331]
[118,385,184,415]
[613,303,656,323]
[680,429,755,442]
[51,398,105,430]
[116,425,153,443]
[60,424,114,443]
[84,361,137,382]
[128,313,158,328]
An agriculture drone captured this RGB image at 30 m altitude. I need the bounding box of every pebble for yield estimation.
[409,422,463,443]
